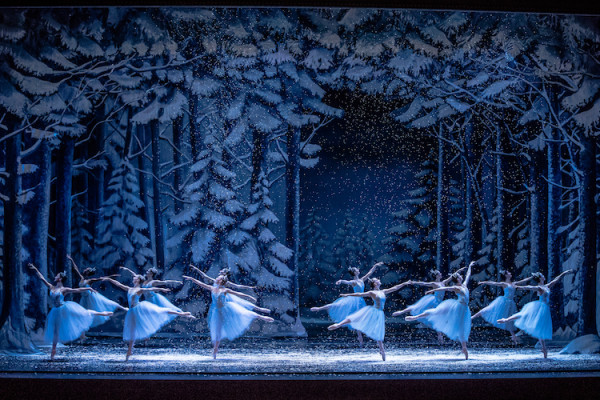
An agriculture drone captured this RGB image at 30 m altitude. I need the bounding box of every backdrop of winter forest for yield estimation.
[0,7,598,351]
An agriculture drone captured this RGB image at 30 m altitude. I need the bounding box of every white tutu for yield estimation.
[419,288,471,342]
[209,291,260,343]
[512,300,552,340]
[123,301,174,342]
[44,301,94,344]
[347,306,385,341]
[80,289,122,327]
[479,297,517,331]
[144,285,182,324]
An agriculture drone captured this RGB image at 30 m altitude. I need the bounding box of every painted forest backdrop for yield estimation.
[0,7,598,352]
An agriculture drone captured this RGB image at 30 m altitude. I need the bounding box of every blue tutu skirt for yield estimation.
[328,296,367,323]
[409,294,440,316]
[409,294,441,329]
[228,293,255,310]
[80,291,121,328]
[209,302,259,343]
[347,306,385,341]
[123,301,174,341]
[145,292,182,324]
[420,299,471,342]
[478,296,517,331]
[44,301,94,344]
[512,300,552,340]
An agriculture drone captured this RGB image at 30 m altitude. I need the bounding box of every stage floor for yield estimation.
[1,338,599,378]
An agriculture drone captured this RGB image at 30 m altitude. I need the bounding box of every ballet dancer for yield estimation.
[327,277,412,361]
[405,261,475,360]
[68,255,127,330]
[471,270,533,345]
[182,274,274,359]
[28,263,113,360]
[497,269,574,358]
[392,266,468,344]
[120,266,184,321]
[102,274,194,361]
[311,262,383,346]
[189,265,270,314]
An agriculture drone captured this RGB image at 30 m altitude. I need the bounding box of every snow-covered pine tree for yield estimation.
[94,158,154,274]
[238,171,296,328]
[299,208,335,307]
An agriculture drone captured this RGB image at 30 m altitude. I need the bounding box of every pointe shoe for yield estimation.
[328,324,338,331]
[310,307,319,312]
[405,316,417,322]
[263,317,274,323]
[497,318,507,324]
[391,312,402,317]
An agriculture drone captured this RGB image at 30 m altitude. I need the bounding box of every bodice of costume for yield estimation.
[456,286,469,305]
[434,289,445,302]
[49,290,65,308]
[127,290,141,308]
[503,285,516,299]
[142,283,156,299]
[212,290,227,308]
[352,280,365,293]
[539,287,550,304]
[372,290,386,310]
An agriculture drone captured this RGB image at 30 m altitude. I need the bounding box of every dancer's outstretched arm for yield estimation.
[442,266,467,285]
[182,275,213,291]
[190,265,255,290]
[146,279,183,287]
[514,285,542,292]
[67,255,84,282]
[336,279,355,286]
[63,286,96,295]
[463,262,474,286]
[340,291,373,298]
[28,264,53,289]
[548,269,574,288]
[119,266,137,276]
[86,274,120,285]
[383,281,412,295]
[514,276,534,285]
[411,281,438,287]
[190,265,216,282]
[102,277,130,292]
[361,262,383,281]
[478,281,506,287]
[425,286,458,295]
[224,288,256,303]
[138,287,171,294]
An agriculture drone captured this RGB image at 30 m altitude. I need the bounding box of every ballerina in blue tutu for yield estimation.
[392,266,467,345]
[327,277,412,361]
[102,274,194,361]
[120,266,184,323]
[311,262,382,346]
[182,274,274,359]
[67,255,127,331]
[28,263,114,360]
[471,270,533,345]
[189,265,270,314]
[497,269,574,358]
[405,261,475,360]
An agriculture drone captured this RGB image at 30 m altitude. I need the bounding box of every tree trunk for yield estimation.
[578,133,597,335]
[547,125,563,326]
[251,129,266,196]
[172,115,184,215]
[495,125,508,274]
[464,120,481,264]
[0,131,38,353]
[29,139,52,331]
[55,136,75,287]
[151,120,165,270]
[530,149,548,276]
[285,126,306,336]
[436,124,451,275]
[188,92,201,177]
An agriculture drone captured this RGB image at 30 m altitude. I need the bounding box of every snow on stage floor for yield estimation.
[1,338,599,377]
